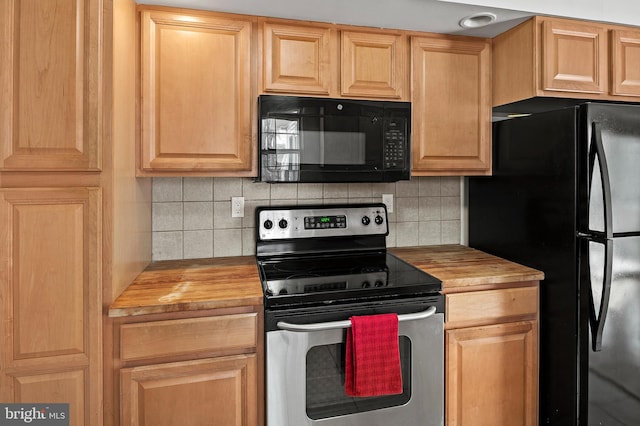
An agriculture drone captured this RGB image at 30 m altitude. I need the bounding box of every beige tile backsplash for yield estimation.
[151,177,463,261]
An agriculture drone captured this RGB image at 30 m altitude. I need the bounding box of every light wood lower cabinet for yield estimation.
[121,355,257,426]
[115,308,263,426]
[445,284,539,426]
[0,187,102,426]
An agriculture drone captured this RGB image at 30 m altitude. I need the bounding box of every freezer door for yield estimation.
[583,235,640,425]
[584,104,640,235]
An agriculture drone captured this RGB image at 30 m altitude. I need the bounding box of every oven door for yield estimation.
[266,302,444,426]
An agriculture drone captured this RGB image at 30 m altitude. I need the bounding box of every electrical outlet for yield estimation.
[231,197,244,218]
[382,193,394,213]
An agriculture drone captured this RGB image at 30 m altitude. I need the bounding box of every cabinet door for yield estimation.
[140,9,254,174]
[341,31,406,99]
[446,321,538,426]
[541,19,607,94]
[0,0,101,171]
[610,29,640,97]
[411,36,491,175]
[262,21,333,95]
[0,188,102,426]
[121,355,257,426]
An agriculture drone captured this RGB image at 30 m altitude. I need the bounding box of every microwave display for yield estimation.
[257,95,411,183]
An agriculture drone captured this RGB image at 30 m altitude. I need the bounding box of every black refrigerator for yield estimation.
[468,103,640,426]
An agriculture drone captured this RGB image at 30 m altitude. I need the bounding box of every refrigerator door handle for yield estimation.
[587,238,613,352]
[589,122,613,239]
[587,123,614,351]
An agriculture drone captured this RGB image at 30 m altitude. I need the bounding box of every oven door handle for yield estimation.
[276,306,438,332]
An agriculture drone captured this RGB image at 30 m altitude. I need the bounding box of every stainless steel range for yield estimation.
[255,203,445,426]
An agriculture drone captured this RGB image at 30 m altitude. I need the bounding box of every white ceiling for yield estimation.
[135,0,640,38]
[442,0,640,28]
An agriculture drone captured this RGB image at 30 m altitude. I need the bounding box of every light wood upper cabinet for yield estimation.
[0,187,102,426]
[139,8,256,175]
[341,31,406,99]
[0,0,102,171]
[262,21,333,95]
[261,19,409,100]
[611,29,640,96]
[541,19,607,94]
[411,35,491,175]
[493,16,640,107]
[445,284,539,426]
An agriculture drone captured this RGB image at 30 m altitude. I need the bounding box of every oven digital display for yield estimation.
[304,215,347,229]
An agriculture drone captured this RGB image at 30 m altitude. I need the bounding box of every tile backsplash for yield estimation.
[152,177,462,261]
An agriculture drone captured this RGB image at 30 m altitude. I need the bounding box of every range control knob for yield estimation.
[375,215,384,225]
[361,281,371,288]
[278,219,288,229]
[361,216,371,226]
[263,219,273,230]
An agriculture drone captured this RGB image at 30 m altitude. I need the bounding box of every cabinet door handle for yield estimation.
[276,306,437,332]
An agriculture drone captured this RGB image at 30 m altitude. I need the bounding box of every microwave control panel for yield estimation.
[383,118,407,169]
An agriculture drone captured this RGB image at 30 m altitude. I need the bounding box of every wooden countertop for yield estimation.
[108,256,263,318]
[390,245,544,292]
[109,245,544,317]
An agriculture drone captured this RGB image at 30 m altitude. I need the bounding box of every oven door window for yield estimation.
[305,336,411,420]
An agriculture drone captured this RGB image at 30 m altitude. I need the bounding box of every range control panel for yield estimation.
[257,204,388,241]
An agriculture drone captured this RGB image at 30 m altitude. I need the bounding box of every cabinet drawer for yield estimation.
[446,286,538,328]
[120,313,257,362]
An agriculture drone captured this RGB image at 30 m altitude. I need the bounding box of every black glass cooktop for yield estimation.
[258,251,441,308]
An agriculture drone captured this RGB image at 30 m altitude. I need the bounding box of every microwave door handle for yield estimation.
[276,306,437,332]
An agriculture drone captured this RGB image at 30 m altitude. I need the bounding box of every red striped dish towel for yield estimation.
[345,313,403,397]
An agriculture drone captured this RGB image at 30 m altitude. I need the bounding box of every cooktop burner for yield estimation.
[255,204,442,309]
[258,252,441,308]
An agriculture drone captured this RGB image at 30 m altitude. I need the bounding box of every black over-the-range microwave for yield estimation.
[257,95,411,183]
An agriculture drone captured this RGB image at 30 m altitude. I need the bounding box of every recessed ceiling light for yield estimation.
[459,12,497,29]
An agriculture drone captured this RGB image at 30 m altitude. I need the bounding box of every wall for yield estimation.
[151,177,462,260]
[110,0,152,299]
